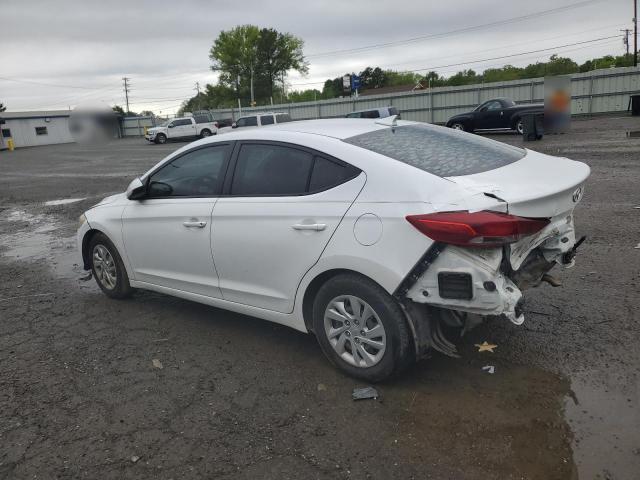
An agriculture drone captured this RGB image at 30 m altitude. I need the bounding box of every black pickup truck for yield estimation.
[446,98,543,134]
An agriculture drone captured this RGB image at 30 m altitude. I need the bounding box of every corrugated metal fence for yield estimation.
[207,66,640,124]
[121,116,157,137]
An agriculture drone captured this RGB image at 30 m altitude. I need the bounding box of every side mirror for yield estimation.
[168,123,175,128]
[126,177,146,200]
[231,122,237,128]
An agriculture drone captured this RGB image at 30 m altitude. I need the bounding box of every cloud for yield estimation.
[0,0,628,113]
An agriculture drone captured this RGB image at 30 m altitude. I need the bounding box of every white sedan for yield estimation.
[77,118,589,381]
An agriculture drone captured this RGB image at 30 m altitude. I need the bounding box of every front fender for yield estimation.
[80,206,132,279]
[447,114,474,127]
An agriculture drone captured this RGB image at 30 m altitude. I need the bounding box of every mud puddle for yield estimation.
[565,373,640,479]
[43,197,86,206]
[368,354,578,479]
[0,208,84,281]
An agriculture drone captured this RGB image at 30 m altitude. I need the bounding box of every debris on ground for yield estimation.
[482,365,496,374]
[130,455,140,463]
[317,383,327,391]
[79,272,92,281]
[475,341,498,353]
[151,359,163,369]
[352,386,379,401]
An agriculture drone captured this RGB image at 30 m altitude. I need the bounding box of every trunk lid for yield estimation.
[446,149,590,218]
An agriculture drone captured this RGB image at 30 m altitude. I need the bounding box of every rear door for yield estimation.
[122,143,233,297]
[211,141,364,313]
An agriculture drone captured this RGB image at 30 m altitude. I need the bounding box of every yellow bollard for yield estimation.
[7,138,15,151]
[144,126,148,135]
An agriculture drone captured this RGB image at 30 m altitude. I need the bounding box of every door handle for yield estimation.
[183,220,207,228]
[292,223,326,231]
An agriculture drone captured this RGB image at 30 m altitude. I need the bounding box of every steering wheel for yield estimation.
[188,175,217,195]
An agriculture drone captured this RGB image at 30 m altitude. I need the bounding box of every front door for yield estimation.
[211,142,364,313]
[168,119,194,138]
[122,143,232,297]
[475,100,504,129]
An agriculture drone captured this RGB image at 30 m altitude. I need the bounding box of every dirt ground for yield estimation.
[1,116,638,479]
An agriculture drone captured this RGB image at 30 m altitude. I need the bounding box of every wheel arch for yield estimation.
[301,268,399,334]
[81,228,102,270]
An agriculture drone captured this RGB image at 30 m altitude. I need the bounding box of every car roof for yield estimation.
[259,118,404,139]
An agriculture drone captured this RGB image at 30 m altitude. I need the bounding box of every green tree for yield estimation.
[287,89,321,102]
[0,102,6,112]
[209,25,308,105]
[210,24,261,101]
[256,28,308,100]
[112,105,125,115]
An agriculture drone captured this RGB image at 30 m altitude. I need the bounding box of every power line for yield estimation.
[0,75,113,90]
[290,34,620,86]
[306,0,606,58]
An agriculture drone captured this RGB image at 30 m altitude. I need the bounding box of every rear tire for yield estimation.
[200,129,212,138]
[450,122,466,131]
[89,233,133,299]
[312,273,414,382]
[155,133,167,144]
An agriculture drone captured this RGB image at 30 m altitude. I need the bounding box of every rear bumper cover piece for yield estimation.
[400,213,580,326]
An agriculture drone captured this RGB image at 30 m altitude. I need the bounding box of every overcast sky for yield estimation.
[0,0,632,114]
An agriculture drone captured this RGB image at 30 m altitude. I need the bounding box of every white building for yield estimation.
[0,110,74,149]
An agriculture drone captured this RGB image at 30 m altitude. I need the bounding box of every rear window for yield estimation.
[260,115,275,125]
[276,113,292,123]
[343,123,525,177]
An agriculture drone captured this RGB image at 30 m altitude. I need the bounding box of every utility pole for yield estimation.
[634,0,638,66]
[250,61,255,107]
[194,82,201,111]
[122,77,131,114]
[621,28,631,56]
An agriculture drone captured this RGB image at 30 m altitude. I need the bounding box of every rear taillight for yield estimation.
[406,211,549,247]
[213,121,219,128]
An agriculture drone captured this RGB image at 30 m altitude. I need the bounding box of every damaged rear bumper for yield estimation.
[399,212,580,326]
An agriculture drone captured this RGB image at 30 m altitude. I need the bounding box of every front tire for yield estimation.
[515,119,524,135]
[450,122,465,131]
[155,133,167,144]
[89,233,133,299]
[312,273,414,382]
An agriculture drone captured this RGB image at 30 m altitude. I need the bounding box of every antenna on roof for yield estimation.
[375,114,398,131]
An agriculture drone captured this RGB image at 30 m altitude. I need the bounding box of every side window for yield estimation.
[388,107,399,116]
[260,115,274,126]
[361,110,381,119]
[236,116,258,128]
[483,101,502,111]
[276,113,292,123]
[148,145,229,197]
[345,112,361,118]
[309,156,358,192]
[231,144,313,196]
[177,119,193,126]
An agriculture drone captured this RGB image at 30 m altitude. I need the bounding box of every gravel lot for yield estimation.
[1,116,639,479]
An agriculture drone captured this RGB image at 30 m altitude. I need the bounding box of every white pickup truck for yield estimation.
[145,115,218,144]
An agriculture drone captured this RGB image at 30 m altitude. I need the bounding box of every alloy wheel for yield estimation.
[323,295,387,368]
[452,123,464,131]
[93,244,117,290]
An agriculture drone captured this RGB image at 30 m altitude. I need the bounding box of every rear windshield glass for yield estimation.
[343,123,525,177]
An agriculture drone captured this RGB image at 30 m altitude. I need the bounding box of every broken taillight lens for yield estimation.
[406,211,550,247]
